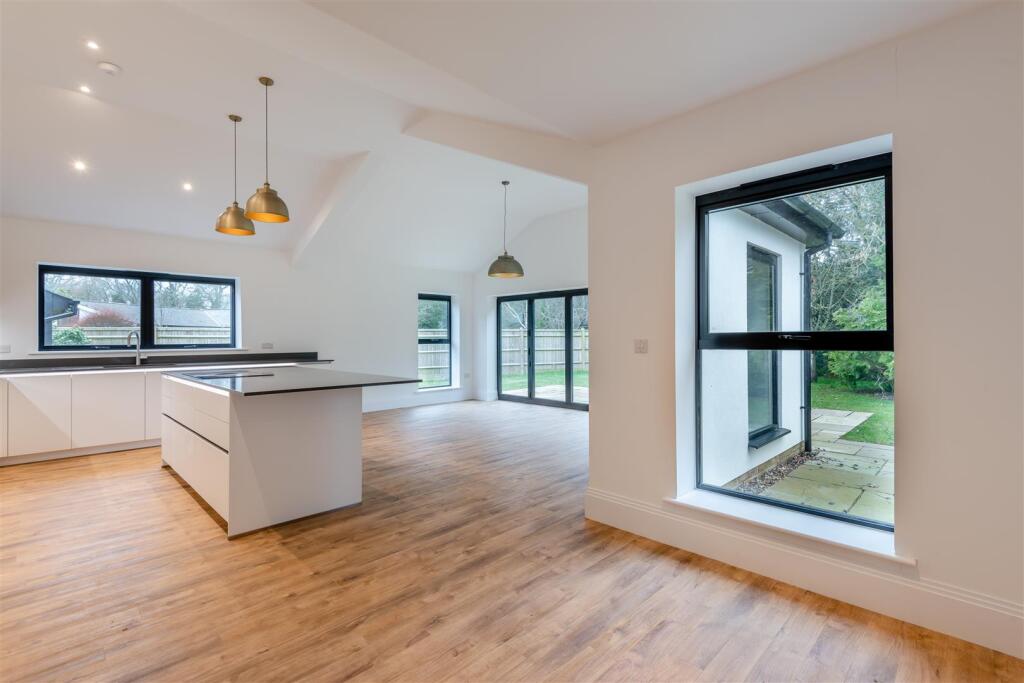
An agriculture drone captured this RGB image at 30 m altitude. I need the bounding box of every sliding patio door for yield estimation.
[497,289,588,410]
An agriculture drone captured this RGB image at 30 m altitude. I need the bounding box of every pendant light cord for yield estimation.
[268,81,272,184]
[502,181,509,254]
[233,118,238,202]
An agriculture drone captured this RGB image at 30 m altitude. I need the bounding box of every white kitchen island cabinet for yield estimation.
[160,367,418,537]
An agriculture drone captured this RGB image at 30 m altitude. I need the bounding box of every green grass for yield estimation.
[811,377,894,446]
[501,368,588,392]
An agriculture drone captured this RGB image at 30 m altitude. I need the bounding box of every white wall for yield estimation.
[701,211,804,486]
[585,3,1023,657]
[470,206,587,400]
[0,215,474,411]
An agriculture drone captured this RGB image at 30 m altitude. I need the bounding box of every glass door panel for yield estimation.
[571,294,589,405]
[499,299,529,397]
[533,297,566,402]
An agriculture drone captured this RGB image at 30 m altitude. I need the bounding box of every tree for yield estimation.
[803,179,886,332]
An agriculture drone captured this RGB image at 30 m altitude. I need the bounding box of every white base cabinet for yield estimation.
[72,372,146,448]
[0,380,7,458]
[7,375,73,456]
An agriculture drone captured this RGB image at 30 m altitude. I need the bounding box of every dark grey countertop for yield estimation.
[0,352,324,376]
[168,365,420,396]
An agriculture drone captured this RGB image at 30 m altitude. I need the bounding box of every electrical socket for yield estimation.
[0,344,10,353]
[634,339,648,354]
[261,342,274,350]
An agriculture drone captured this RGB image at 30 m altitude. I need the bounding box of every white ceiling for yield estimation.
[1,0,980,264]
[316,0,983,142]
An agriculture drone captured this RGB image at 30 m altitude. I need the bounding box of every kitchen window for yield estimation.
[417,294,452,389]
[39,264,237,350]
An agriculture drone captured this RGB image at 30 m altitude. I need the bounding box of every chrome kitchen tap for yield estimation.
[127,330,141,365]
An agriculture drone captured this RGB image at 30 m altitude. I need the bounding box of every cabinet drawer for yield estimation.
[163,417,228,520]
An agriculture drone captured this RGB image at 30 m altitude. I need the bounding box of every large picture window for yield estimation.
[417,294,452,389]
[696,154,894,529]
[39,265,236,350]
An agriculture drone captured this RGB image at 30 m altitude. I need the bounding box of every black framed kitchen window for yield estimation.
[417,294,452,389]
[38,264,237,351]
[695,153,895,530]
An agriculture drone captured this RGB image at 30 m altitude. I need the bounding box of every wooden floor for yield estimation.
[1,401,1020,682]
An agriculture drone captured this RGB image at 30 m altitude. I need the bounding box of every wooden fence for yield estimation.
[56,326,232,346]
[500,328,589,377]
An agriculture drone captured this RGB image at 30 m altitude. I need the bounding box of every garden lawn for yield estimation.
[811,377,894,446]
[502,369,588,392]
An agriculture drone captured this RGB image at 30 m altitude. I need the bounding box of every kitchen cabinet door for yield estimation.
[8,375,72,456]
[0,379,8,458]
[71,372,146,448]
[145,371,163,439]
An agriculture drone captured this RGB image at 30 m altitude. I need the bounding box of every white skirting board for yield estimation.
[0,439,160,466]
[585,487,1024,658]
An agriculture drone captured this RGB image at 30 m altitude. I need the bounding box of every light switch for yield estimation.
[634,339,648,354]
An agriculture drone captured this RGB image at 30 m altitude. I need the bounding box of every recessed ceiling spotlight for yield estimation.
[182,182,193,192]
[79,84,91,94]
[97,61,122,76]
[72,160,88,172]
[86,40,100,50]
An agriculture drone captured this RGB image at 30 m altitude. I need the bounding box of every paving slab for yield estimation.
[856,446,895,461]
[814,451,887,472]
[763,477,862,512]
[868,473,894,495]
[849,490,894,525]
[819,441,863,455]
[788,462,880,488]
[811,408,852,419]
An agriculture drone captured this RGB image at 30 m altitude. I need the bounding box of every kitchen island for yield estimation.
[161,366,418,537]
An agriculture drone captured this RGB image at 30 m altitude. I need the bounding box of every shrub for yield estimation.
[52,327,91,345]
[825,285,893,392]
[80,308,135,327]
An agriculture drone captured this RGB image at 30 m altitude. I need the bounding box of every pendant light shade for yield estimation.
[216,114,255,236]
[487,180,524,278]
[245,76,289,223]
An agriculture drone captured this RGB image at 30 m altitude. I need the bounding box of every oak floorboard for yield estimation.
[1,400,1020,682]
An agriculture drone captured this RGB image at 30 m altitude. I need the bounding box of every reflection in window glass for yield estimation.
[154,280,233,346]
[42,272,140,346]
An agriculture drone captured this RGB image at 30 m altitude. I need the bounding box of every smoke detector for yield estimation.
[96,61,122,76]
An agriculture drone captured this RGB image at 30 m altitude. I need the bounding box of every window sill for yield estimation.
[748,426,791,449]
[666,489,914,567]
[417,385,460,393]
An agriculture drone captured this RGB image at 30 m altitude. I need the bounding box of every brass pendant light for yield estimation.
[215,114,256,236]
[244,76,289,223]
[488,180,524,278]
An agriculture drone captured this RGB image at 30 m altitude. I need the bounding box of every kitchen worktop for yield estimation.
[169,365,419,396]
[0,352,323,376]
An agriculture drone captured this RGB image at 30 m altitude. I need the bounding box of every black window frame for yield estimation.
[745,244,786,448]
[38,264,237,351]
[417,293,452,389]
[695,153,894,531]
[496,288,589,412]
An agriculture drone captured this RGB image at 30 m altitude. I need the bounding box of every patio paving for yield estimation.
[759,408,894,525]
